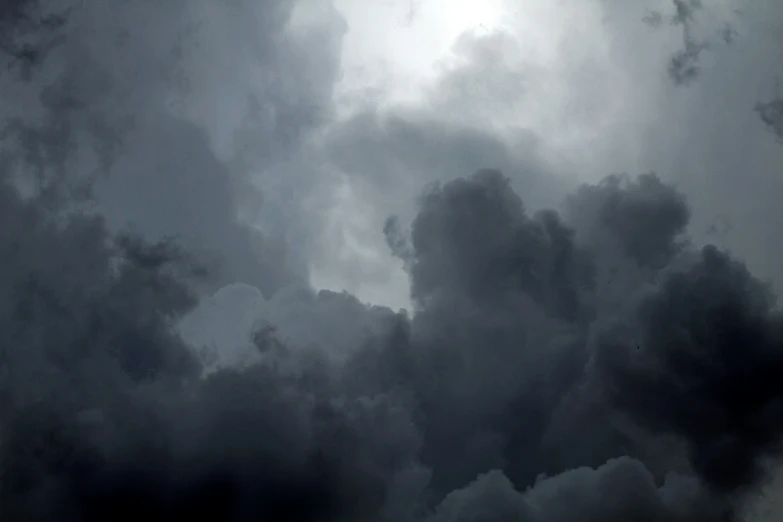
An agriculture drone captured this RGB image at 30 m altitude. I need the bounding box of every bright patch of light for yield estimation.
[333,0,508,108]
[426,0,507,41]
[320,0,622,309]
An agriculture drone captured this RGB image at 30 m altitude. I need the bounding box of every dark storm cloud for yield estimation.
[2,0,783,521]
[374,171,595,497]
[428,458,727,522]
[404,169,593,321]
[590,244,783,494]
[566,173,691,270]
[377,170,780,521]
[1,147,774,521]
[0,177,417,521]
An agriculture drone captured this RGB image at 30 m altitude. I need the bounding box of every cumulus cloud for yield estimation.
[2,0,783,521]
[591,244,783,493]
[4,164,761,521]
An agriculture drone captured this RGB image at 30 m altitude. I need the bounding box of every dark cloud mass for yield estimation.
[591,244,783,494]
[1,0,783,521]
[756,95,783,142]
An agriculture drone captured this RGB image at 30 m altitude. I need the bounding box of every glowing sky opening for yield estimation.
[308,0,622,310]
[333,0,510,108]
[304,0,615,310]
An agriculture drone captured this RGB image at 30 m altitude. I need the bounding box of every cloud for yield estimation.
[2,0,783,520]
[0,176,415,520]
[310,107,570,305]
[404,169,593,321]
[0,148,774,521]
[1,0,348,296]
[590,244,783,494]
[756,94,783,142]
[569,0,783,295]
[566,173,691,270]
[428,458,725,522]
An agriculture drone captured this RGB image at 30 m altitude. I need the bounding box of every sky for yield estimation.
[1,0,783,520]
[313,0,783,311]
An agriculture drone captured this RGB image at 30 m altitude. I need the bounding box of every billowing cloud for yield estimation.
[591,244,783,493]
[4,163,769,521]
[2,0,783,520]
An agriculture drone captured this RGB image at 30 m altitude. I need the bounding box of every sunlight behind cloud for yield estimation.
[427,0,507,41]
[333,0,508,107]
[319,0,617,308]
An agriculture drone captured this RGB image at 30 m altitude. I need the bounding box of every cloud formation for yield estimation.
[1,0,783,521]
[2,160,777,520]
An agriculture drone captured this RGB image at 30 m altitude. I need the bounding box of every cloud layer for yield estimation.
[1,0,782,521]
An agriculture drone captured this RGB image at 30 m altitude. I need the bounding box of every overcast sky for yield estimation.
[289,0,783,310]
[2,0,783,520]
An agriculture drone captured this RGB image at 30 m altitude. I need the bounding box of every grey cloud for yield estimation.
[0,0,68,80]
[592,0,783,295]
[430,31,529,120]
[0,177,415,521]
[93,108,296,297]
[638,0,731,85]
[2,0,348,296]
[590,244,783,494]
[3,0,783,520]
[322,109,568,229]
[0,156,770,521]
[668,40,708,86]
[756,94,783,142]
[645,0,783,148]
[428,458,726,522]
[405,169,593,322]
[428,469,531,522]
[566,173,691,270]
